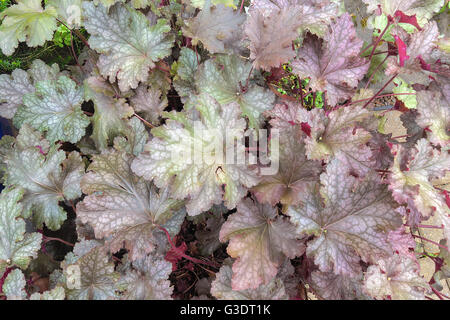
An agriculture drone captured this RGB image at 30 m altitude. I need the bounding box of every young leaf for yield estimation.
[130,84,168,124]
[291,14,369,106]
[364,254,429,300]
[0,0,57,55]
[0,188,42,271]
[131,95,260,216]
[211,264,289,300]
[196,55,275,128]
[113,117,149,157]
[219,198,305,290]
[14,76,89,144]
[287,158,402,275]
[77,149,185,260]
[82,2,174,91]
[386,21,440,86]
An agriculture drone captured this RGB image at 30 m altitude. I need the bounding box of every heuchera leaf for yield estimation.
[77,149,185,260]
[392,77,417,109]
[297,105,375,176]
[29,286,65,300]
[113,117,149,157]
[196,55,275,128]
[182,1,245,54]
[2,269,27,300]
[14,76,90,144]
[0,0,58,56]
[252,110,322,207]
[195,208,226,256]
[250,0,340,36]
[131,95,260,216]
[291,13,369,106]
[84,75,134,150]
[0,188,42,272]
[415,90,450,147]
[388,139,450,241]
[363,0,444,27]
[364,254,428,300]
[60,240,119,300]
[130,84,168,124]
[245,0,340,70]
[309,270,370,300]
[0,59,62,119]
[211,264,289,300]
[385,21,440,85]
[2,126,84,230]
[172,47,200,104]
[118,253,173,300]
[287,158,402,275]
[82,2,174,91]
[47,0,82,28]
[245,5,303,71]
[393,35,410,67]
[0,69,34,119]
[219,198,305,290]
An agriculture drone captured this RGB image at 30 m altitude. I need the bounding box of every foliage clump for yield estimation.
[0,0,449,300]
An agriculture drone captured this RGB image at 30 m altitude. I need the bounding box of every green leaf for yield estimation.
[172,47,199,105]
[84,75,134,150]
[0,59,62,119]
[2,126,84,230]
[0,188,42,271]
[29,286,65,300]
[3,269,27,300]
[0,0,58,55]
[82,2,174,91]
[59,240,120,300]
[196,55,275,128]
[14,76,89,144]
[393,78,417,109]
[131,94,260,216]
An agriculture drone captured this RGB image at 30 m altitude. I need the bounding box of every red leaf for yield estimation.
[393,11,421,31]
[300,122,311,137]
[393,35,410,67]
